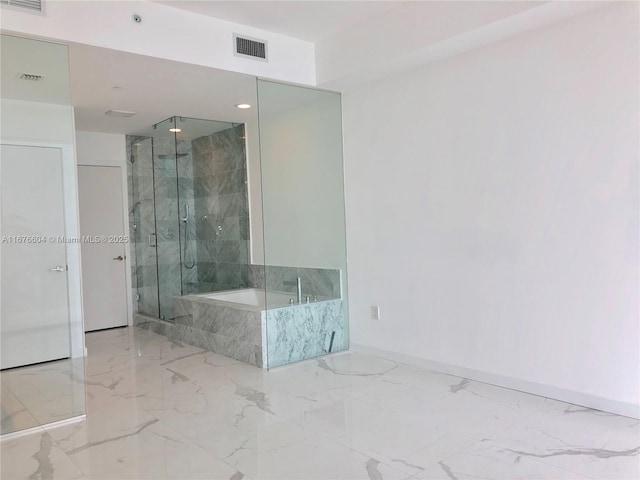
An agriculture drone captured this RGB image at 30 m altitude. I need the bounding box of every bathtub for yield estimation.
[166,287,346,369]
[197,288,294,309]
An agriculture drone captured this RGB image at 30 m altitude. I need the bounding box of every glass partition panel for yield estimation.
[257,79,349,369]
[151,117,183,321]
[128,136,160,318]
[0,34,85,435]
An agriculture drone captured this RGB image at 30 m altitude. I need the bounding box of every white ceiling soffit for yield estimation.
[315,1,612,89]
[155,0,401,42]
[68,43,258,135]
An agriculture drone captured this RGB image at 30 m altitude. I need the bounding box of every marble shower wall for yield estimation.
[192,125,250,293]
[248,264,342,299]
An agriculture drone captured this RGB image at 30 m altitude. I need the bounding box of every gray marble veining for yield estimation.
[249,264,342,299]
[265,299,347,368]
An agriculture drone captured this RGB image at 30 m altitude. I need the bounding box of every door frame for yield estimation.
[76,133,133,328]
[0,138,86,359]
[77,164,130,331]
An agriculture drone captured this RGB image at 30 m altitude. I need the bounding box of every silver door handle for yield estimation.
[113,255,124,261]
[49,265,66,272]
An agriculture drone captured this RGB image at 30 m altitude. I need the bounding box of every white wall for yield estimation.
[1,99,74,144]
[75,131,132,326]
[0,0,315,85]
[343,3,639,417]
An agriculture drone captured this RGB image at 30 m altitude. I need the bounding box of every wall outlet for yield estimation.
[371,305,380,320]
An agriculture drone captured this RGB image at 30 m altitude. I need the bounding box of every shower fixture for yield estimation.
[182,204,195,270]
[157,153,188,160]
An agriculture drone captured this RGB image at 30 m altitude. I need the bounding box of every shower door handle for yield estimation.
[148,233,157,247]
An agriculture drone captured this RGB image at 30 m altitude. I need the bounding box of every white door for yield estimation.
[78,166,128,331]
[1,145,71,369]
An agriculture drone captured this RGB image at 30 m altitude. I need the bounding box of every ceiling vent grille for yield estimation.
[233,34,268,62]
[1,0,43,12]
[19,73,44,81]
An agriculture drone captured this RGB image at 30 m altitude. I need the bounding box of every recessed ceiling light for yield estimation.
[105,109,136,117]
[169,128,182,133]
[236,103,251,109]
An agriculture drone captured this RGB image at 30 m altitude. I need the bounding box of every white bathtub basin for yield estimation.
[197,288,294,309]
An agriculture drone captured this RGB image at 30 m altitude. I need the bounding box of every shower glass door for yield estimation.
[129,136,159,318]
[152,117,183,321]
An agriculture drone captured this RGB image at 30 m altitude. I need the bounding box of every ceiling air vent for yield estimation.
[233,34,268,62]
[19,73,44,81]
[1,0,44,13]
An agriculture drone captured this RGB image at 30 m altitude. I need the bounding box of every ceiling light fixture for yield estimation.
[169,128,182,133]
[236,103,251,109]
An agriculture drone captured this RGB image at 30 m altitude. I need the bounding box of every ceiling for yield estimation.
[155,0,401,42]
[67,43,258,134]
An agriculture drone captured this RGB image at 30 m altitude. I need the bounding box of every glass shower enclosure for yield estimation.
[125,81,349,370]
[127,116,250,321]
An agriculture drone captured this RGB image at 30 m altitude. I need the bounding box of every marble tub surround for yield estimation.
[137,288,347,369]
[2,326,638,480]
[133,312,263,368]
[137,292,265,368]
[248,264,342,299]
[265,299,347,368]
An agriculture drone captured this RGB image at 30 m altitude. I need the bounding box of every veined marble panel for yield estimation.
[265,299,347,368]
[136,300,264,368]
[249,265,342,299]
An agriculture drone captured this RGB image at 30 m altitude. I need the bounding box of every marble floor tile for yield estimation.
[475,401,640,480]
[415,440,593,480]
[1,358,86,433]
[233,436,413,480]
[1,384,39,434]
[2,326,638,480]
[1,430,86,480]
[46,401,241,480]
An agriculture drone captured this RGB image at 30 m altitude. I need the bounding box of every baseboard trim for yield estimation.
[350,343,639,419]
[1,414,86,442]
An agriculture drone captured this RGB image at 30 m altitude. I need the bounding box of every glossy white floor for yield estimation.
[1,326,638,480]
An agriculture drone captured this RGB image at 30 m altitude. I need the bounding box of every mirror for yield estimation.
[1,34,86,435]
